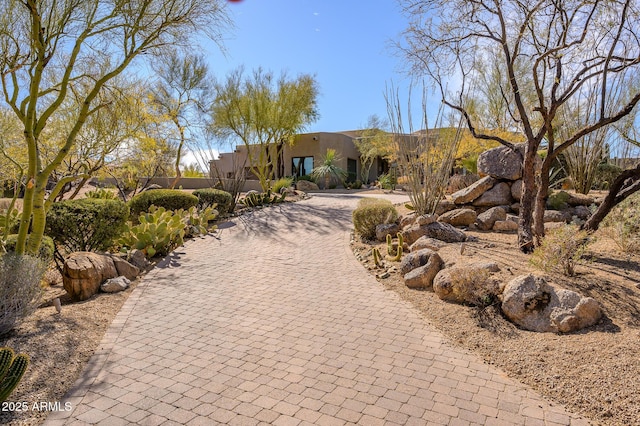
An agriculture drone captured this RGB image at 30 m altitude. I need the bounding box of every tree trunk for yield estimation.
[582,164,640,231]
[533,157,552,246]
[518,144,539,253]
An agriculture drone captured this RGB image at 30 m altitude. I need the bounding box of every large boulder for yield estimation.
[433,265,500,305]
[403,253,444,289]
[477,144,527,181]
[399,215,415,230]
[475,206,507,231]
[501,274,602,333]
[410,236,447,252]
[511,179,523,201]
[435,199,457,216]
[296,180,319,191]
[472,182,512,207]
[438,208,477,227]
[451,176,496,205]
[493,220,519,232]
[63,252,139,301]
[376,223,400,242]
[400,248,438,275]
[423,221,467,243]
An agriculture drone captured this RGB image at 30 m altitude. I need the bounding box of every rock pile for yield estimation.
[438,144,594,232]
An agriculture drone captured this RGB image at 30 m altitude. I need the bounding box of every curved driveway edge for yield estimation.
[45,193,590,425]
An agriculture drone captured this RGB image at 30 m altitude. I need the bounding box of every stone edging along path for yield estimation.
[45,192,590,425]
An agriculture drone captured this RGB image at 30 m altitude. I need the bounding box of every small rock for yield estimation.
[100,276,131,293]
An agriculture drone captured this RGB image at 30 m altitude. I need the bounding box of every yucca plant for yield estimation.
[311,149,348,189]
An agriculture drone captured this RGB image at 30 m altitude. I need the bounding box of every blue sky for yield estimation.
[203,0,414,133]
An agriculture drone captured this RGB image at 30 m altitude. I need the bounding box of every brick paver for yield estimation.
[45,193,590,425]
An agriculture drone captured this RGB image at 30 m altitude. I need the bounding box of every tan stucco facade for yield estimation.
[210,131,385,188]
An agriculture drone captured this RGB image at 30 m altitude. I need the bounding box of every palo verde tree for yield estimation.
[150,51,212,189]
[0,0,230,256]
[209,67,319,192]
[399,0,640,252]
[354,115,395,183]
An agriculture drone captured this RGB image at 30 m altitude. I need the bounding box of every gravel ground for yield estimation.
[351,218,640,426]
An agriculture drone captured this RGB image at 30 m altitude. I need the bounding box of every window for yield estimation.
[292,157,313,177]
[347,158,357,182]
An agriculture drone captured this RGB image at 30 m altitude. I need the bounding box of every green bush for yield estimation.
[297,175,314,182]
[46,198,129,253]
[593,162,623,190]
[530,224,590,276]
[352,198,399,240]
[0,253,45,336]
[192,188,232,215]
[128,189,198,217]
[3,235,54,262]
[546,190,570,210]
[601,192,640,253]
[272,177,294,194]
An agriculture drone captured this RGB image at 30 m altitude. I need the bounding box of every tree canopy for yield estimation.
[399,0,640,252]
[209,67,320,191]
[0,0,230,255]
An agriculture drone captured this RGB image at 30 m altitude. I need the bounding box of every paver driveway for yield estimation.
[45,192,589,425]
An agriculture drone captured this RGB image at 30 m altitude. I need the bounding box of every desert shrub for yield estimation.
[85,187,118,200]
[352,198,399,240]
[46,198,129,253]
[0,253,46,336]
[297,174,314,182]
[530,224,590,276]
[192,188,232,215]
[128,189,198,218]
[347,180,363,190]
[600,192,640,253]
[3,235,54,261]
[592,162,623,190]
[546,190,570,210]
[272,177,294,194]
[447,267,496,307]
